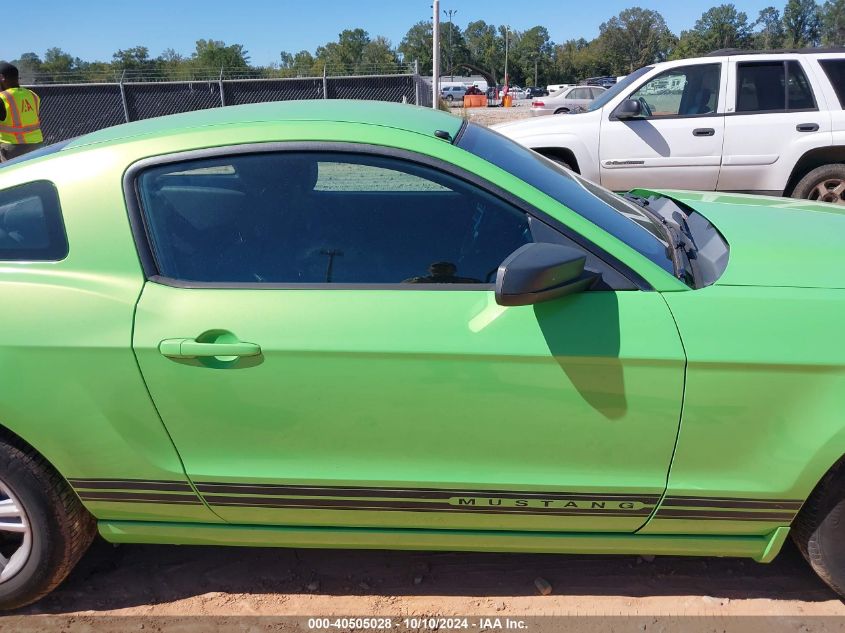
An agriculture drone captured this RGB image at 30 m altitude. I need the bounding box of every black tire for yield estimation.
[792,461,845,597]
[446,95,454,103]
[791,163,845,204]
[554,108,570,115]
[0,439,96,610]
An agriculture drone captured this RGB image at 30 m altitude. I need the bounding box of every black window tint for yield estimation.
[820,59,845,107]
[736,61,816,112]
[787,61,815,109]
[0,180,67,260]
[137,152,533,285]
[457,123,674,275]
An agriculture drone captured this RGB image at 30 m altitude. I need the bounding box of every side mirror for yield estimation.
[495,243,597,307]
[614,99,642,120]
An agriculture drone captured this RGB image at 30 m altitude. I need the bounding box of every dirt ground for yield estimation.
[8,537,845,622]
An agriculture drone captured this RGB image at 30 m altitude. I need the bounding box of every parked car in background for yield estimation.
[525,86,549,99]
[1,100,845,608]
[531,85,606,116]
[440,85,467,103]
[547,83,573,94]
[496,49,845,205]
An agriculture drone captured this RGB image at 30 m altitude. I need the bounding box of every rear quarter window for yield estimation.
[819,59,845,108]
[0,180,67,261]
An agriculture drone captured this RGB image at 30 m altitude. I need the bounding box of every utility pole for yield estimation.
[504,25,510,93]
[443,8,457,81]
[432,0,440,108]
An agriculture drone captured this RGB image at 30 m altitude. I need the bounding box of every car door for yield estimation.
[599,62,727,191]
[565,87,593,111]
[718,57,832,193]
[131,145,685,534]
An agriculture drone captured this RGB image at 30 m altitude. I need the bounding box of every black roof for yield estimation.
[707,47,845,57]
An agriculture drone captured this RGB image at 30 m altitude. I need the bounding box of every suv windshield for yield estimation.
[586,66,653,112]
[456,122,673,275]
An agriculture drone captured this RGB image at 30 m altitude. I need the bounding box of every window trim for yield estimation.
[124,142,651,291]
[612,63,724,121]
[733,59,819,114]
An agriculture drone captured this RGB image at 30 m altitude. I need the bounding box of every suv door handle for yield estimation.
[159,338,262,359]
[693,128,715,137]
[797,123,819,132]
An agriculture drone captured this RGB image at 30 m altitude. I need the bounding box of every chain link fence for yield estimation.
[26,71,433,145]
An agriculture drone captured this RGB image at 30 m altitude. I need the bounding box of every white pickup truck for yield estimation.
[494,49,845,204]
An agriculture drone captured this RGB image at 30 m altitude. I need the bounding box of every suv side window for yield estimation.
[0,180,67,261]
[137,152,537,285]
[736,60,817,112]
[819,59,845,107]
[629,64,721,117]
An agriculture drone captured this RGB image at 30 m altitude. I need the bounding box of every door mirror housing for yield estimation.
[614,99,643,120]
[495,243,597,307]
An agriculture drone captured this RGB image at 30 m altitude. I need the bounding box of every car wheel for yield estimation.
[792,164,845,205]
[0,440,96,610]
[446,95,454,102]
[793,461,845,598]
[554,108,569,115]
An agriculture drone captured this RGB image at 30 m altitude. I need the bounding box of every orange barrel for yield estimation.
[503,95,513,108]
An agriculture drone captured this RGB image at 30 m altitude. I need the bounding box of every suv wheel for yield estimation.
[0,440,96,610]
[792,164,845,205]
[793,462,845,598]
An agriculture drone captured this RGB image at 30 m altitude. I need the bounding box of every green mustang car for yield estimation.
[0,100,843,608]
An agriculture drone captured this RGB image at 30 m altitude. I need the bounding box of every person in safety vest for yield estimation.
[0,62,43,162]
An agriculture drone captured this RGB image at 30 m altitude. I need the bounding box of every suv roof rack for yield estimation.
[706,47,845,56]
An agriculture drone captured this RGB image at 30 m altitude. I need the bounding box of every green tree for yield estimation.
[754,7,786,48]
[673,4,752,58]
[598,7,675,74]
[316,28,371,72]
[398,21,434,74]
[12,53,42,83]
[783,0,822,46]
[41,47,78,75]
[192,39,250,71]
[361,36,398,72]
[514,26,554,86]
[463,20,502,80]
[822,0,845,44]
[112,46,159,74]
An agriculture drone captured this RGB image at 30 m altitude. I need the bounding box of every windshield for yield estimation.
[586,66,653,112]
[456,122,673,275]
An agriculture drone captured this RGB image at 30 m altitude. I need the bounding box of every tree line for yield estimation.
[11,1,845,85]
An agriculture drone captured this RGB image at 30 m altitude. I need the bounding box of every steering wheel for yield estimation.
[637,96,653,118]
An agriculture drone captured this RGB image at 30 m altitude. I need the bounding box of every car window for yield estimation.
[586,65,652,112]
[629,64,721,117]
[589,88,604,99]
[137,152,536,285]
[568,88,589,100]
[819,59,845,107]
[457,123,674,275]
[0,180,67,261]
[736,60,816,112]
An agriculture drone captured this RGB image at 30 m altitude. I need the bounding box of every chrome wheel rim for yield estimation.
[0,480,31,583]
[809,178,845,205]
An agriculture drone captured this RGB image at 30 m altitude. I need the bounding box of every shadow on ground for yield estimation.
[17,538,839,614]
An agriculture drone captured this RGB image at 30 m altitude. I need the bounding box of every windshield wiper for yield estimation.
[623,194,695,285]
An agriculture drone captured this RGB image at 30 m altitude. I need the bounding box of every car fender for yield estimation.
[517,133,600,182]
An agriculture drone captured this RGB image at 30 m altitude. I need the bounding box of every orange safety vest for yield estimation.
[0,87,43,145]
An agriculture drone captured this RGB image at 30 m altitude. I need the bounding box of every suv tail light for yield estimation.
[532,101,545,107]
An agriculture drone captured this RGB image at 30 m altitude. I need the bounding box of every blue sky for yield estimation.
[14,1,775,66]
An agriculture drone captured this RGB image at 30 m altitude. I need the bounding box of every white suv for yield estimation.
[494,49,845,204]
